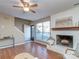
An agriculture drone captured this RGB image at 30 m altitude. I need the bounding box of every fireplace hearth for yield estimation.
[56,35,73,48]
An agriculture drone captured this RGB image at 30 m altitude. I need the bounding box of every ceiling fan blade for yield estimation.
[13,6,23,8]
[30,9,36,13]
[30,4,38,7]
[20,0,24,4]
[20,0,29,7]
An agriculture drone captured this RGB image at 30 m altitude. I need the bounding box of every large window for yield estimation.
[35,21,50,41]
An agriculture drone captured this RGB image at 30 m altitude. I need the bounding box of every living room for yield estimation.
[0,0,79,59]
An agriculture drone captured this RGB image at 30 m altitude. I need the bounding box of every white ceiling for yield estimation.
[0,0,79,21]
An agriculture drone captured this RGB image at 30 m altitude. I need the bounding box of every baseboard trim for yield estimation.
[34,42,46,47]
[34,40,47,47]
[0,42,25,49]
[0,40,47,49]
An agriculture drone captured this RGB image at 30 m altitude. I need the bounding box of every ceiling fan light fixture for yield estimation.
[24,7,30,11]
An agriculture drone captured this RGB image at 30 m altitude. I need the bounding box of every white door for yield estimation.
[24,25,31,41]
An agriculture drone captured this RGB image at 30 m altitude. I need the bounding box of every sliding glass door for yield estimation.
[35,21,50,41]
[42,21,50,41]
[36,23,43,40]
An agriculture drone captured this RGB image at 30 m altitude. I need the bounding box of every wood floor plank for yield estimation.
[0,42,64,59]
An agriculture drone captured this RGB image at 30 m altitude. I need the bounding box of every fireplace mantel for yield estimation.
[52,27,79,30]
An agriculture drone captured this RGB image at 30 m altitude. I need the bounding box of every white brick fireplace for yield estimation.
[51,6,79,49]
[51,31,79,49]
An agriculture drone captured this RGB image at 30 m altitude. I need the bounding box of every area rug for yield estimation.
[14,53,38,59]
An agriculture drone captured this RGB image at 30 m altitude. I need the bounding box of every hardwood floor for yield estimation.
[0,42,64,59]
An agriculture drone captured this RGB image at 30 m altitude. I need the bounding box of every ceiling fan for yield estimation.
[13,0,38,13]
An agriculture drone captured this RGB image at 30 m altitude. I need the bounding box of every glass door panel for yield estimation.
[35,21,50,41]
[43,21,50,41]
[36,23,42,40]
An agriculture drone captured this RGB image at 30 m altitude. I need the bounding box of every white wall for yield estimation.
[0,14,25,48]
[51,6,79,48]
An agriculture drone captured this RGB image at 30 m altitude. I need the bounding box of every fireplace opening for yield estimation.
[56,35,73,48]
